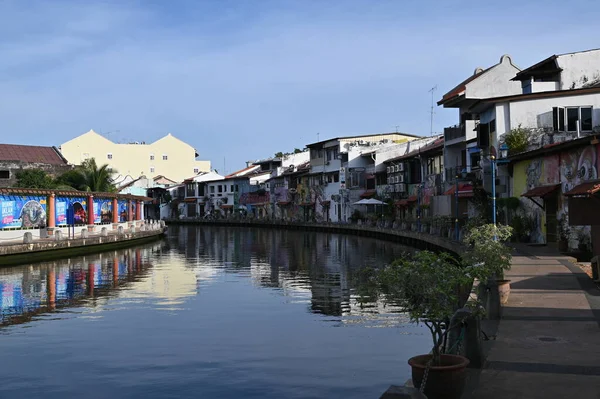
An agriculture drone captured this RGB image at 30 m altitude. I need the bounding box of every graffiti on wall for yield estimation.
[514,144,599,245]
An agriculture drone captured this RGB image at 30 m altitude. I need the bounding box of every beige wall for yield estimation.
[59,130,211,183]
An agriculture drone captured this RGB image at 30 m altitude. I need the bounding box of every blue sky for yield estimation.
[1,0,599,174]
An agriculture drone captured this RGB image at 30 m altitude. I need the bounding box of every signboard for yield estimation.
[95,200,112,224]
[0,195,47,229]
[118,200,128,222]
[339,167,346,189]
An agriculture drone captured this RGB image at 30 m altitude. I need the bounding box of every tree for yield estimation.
[274,152,284,158]
[15,169,56,189]
[293,148,303,154]
[57,158,117,192]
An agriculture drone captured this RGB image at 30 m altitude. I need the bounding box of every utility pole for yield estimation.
[429,85,437,136]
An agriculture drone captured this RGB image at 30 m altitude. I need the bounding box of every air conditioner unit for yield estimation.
[395,165,400,172]
[394,176,400,183]
[398,163,405,172]
[398,175,405,183]
[388,177,393,184]
[386,166,391,174]
[397,184,406,193]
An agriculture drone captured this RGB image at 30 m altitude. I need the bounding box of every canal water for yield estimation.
[0,226,430,399]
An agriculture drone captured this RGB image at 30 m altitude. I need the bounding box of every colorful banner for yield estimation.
[0,195,47,229]
[95,200,112,224]
[118,200,128,222]
[56,197,68,225]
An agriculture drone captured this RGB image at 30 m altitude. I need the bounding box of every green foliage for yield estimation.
[358,251,471,365]
[496,197,520,212]
[510,214,534,242]
[274,152,284,158]
[462,224,513,280]
[293,148,303,154]
[15,169,56,189]
[503,125,530,154]
[57,158,117,192]
[349,209,362,222]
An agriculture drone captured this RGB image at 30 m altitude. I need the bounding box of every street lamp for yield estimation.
[499,143,509,160]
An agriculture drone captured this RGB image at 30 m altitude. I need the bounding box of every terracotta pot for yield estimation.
[498,279,511,305]
[409,354,469,399]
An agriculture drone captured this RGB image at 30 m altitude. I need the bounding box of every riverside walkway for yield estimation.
[466,244,600,399]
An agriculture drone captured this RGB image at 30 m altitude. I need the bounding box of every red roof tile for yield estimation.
[360,189,377,198]
[564,181,600,197]
[0,144,66,165]
[521,184,561,198]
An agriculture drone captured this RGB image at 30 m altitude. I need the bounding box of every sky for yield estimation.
[1,0,599,174]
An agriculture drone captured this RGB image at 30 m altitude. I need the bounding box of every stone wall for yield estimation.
[0,161,74,188]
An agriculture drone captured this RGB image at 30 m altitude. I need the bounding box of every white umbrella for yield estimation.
[353,198,386,205]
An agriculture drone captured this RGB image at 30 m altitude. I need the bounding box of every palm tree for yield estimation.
[57,158,117,192]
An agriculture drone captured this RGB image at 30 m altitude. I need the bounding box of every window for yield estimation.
[230,184,234,192]
[193,168,199,174]
[334,172,339,182]
[554,106,593,132]
[210,186,215,193]
[162,154,168,160]
[0,170,9,179]
[107,153,113,159]
[218,185,223,193]
[150,166,155,173]
[150,154,155,160]
[235,184,239,192]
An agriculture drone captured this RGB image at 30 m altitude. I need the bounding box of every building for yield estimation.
[0,144,72,188]
[305,132,422,222]
[59,130,211,183]
[182,171,225,218]
[438,55,521,184]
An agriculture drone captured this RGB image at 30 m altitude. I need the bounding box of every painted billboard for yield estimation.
[0,195,47,229]
[94,199,112,224]
[118,200,128,222]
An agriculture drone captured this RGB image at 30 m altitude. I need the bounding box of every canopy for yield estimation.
[353,198,387,205]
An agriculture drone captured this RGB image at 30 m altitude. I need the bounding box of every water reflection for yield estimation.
[171,225,410,321]
[0,243,162,327]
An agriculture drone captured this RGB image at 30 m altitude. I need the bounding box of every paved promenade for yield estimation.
[466,244,600,399]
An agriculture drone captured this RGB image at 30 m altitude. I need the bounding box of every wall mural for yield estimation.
[514,144,599,246]
[0,195,47,229]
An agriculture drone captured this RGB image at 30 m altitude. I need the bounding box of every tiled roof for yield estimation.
[444,183,474,198]
[564,181,600,197]
[521,184,561,198]
[0,144,67,165]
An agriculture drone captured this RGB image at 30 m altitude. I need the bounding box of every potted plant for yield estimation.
[558,214,570,252]
[359,251,472,399]
[462,223,513,307]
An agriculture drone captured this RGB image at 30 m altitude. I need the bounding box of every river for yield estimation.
[0,225,430,398]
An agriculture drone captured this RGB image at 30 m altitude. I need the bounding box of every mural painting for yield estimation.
[514,144,599,247]
[0,195,47,229]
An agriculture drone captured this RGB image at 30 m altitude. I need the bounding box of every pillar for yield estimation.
[87,195,95,232]
[47,193,56,236]
[135,200,142,225]
[127,199,134,227]
[112,198,119,229]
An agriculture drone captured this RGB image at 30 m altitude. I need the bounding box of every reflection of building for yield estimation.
[59,130,211,183]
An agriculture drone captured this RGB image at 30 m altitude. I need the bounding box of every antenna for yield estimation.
[395,125,399,133]
[317,132,320,142]
[428,85,437,136]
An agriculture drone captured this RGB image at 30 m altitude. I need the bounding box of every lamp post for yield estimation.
[493,143,510,241]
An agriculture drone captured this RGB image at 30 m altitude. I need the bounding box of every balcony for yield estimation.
[444,120,478,145]
[444,125,464,142]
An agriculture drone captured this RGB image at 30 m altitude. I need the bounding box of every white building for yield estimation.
[438,55,522,183]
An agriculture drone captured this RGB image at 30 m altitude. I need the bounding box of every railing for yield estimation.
[444,125,464,141]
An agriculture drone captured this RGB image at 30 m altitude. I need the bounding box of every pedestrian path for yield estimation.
[466,244,600,399]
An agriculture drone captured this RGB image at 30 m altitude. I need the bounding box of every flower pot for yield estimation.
[498,279,511,305]
[409,354,470,399]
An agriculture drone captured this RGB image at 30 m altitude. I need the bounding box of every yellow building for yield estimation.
[59,130,211,183]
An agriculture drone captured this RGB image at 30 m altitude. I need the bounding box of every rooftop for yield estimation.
[0,144,67,165]
[306,132,421,148]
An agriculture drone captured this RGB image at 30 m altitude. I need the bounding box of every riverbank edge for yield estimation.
[0,228,166,267]
[166,219,466,257]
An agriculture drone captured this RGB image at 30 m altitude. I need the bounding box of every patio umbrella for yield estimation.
[353,198,387,218]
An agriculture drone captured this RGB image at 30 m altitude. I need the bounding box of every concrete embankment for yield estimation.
[167,219,465,256]
[0,227,166,266]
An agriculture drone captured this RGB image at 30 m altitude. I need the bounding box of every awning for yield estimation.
[300,202,315,207]
[276,201,291,206]
[220,204,233,209]
[564,181,600,197]
[407,195,418,203]
[521,184,561,198]
[320,200,331,206]
[444,183,474,198]
[395,199,408,207]
[360,190,377,198]
[184,198,197,203]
